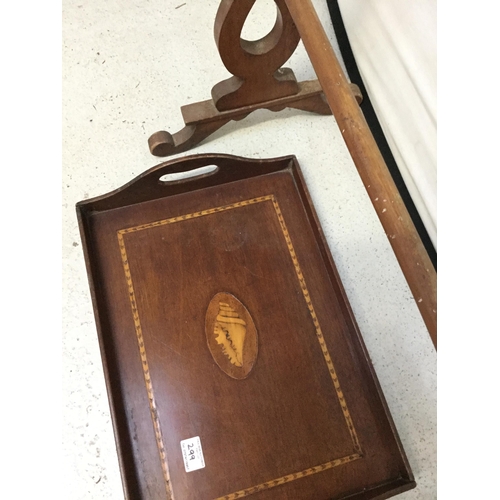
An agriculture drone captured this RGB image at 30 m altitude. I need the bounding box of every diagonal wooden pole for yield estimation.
[284,0,437,348]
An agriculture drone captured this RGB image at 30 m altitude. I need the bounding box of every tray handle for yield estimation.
[77,154,295,212]
[145,154,225,187]
[158,163,219,184]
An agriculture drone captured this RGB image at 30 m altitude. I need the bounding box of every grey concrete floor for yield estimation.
[62,0,436,498]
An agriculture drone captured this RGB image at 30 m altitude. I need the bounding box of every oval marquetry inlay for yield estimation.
[205,292,258,379]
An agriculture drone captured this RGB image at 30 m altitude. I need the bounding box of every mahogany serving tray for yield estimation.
[77,154,415,500]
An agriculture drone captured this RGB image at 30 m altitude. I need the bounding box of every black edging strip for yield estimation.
[325,0,437,269]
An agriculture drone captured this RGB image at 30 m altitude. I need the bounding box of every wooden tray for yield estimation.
[77,154,415,500]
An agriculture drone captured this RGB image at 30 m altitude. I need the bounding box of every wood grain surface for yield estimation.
[77,154,415,499]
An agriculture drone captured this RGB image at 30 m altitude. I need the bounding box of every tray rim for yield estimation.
[76,153,416,500]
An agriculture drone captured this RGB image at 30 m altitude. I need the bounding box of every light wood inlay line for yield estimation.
[117,195,362,499]
[271,196,362,454]
[215,453,362,500]
[117,232,174,500]
[118,196,274,235]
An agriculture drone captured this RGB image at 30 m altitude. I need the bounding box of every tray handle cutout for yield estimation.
[76,154,296,213]
[158,164,219,185]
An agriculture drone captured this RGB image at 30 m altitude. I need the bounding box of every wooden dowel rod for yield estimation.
[285,0,437,348]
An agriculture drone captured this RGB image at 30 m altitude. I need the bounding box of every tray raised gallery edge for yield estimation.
[76,154,415,500]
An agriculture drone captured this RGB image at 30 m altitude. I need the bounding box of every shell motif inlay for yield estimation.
[206,293,258,379]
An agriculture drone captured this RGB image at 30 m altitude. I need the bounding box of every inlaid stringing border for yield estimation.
[215,454,361,500]
[117,232,174,499]
[271,197,362,455]
[117,195,362,500]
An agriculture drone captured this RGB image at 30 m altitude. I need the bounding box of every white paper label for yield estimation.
[180,436,205,472]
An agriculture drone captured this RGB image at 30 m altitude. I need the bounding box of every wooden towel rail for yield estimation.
[284,0,437,348]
